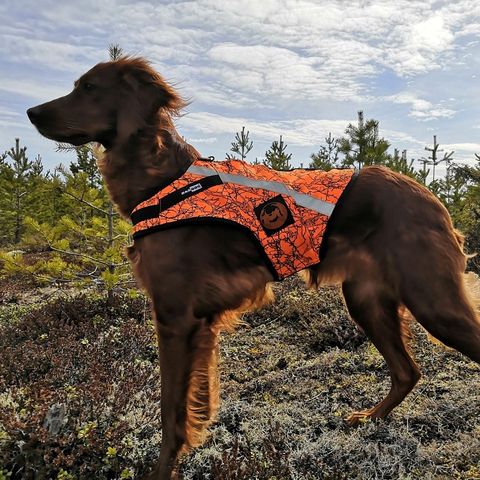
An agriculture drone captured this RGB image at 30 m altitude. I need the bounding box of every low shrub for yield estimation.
[0,294,161,480]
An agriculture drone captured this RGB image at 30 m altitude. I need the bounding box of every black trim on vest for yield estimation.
[131,174,223,225]
[131,204,160,225]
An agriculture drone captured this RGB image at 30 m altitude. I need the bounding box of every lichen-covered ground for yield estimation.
[1,277,479,479]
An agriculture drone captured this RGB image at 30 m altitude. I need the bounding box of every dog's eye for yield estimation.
[83,82,95,91]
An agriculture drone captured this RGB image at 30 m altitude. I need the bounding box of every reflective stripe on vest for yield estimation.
[187,165,336,216]
[131,159,356,279]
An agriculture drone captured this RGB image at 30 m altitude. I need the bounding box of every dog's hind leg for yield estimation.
[342,277,421,425]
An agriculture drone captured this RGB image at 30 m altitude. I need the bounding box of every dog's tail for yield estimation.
[422,271,480,347]
[455,228,480,321]
[423,228,479,347]
[464,271,480,315]
[422,226,478,349]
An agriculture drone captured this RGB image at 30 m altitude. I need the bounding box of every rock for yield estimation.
[43,403,67,435]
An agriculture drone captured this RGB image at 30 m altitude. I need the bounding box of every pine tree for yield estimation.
[449,156,480,272]
[8,166,132,298]
[310,133,339,170]
[417,157,431,185]
[226,126,253,160]
[385,149,426,183]
[31,154,44,176]
[59,144,102,188]
[0,142,73,246]
[109,43,124,61]
[264,135,292,171]
[338,111,390,169]
[436,164,466,209]
[28,154,60,227]
[48,166,66,224]
[422,135,454,184]
[2,139,34,243]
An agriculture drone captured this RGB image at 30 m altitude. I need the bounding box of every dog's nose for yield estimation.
[27,106,42,123]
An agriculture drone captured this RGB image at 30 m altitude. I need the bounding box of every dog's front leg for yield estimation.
[145,313,196,480]
[144,311,219,480]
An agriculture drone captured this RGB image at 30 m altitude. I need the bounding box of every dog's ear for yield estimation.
[117,61,186,144]
[123,68,185,113]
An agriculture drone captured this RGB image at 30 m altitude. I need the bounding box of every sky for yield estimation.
[1,0,480,177]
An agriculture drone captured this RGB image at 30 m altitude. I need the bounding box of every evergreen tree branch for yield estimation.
[47,245,128,268]
[62,189,118,216]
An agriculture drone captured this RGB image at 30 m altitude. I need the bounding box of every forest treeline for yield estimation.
[1,110,479,296]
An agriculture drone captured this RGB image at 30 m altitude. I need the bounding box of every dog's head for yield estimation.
[27,57,185,148]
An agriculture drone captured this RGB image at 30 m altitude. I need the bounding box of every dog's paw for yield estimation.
[345,408,376,426]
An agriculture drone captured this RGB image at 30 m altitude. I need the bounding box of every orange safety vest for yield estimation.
[131,159,356,280]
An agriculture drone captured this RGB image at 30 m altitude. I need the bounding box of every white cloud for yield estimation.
[408,142,480,165]
[386,92,456,121]
[0,34,102,73]
[0,78,69,102]
[442,143,480,154]
[5,0,477,104]
[207,42,363,102]
[382,129,425,146]
[0,107,27,133]
[0,107,21,119]
[409,13,454,56]
[409,107,456,121]
[180,111,356,146]
[188,137,218,144]
[0,119,30,131]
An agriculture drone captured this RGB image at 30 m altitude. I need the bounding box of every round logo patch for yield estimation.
[259,202,289,230]
[254,195,294,236]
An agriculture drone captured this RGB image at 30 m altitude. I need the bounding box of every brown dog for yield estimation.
[27,57,480,480]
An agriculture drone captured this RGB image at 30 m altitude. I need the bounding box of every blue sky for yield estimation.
[1,0,479,178]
